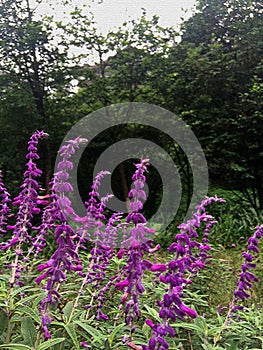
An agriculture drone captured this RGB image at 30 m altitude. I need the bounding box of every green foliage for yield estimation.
[172,0,263,211]
[0,225,263,349]
[206,187,263,246]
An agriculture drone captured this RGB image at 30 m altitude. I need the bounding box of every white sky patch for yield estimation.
[34,0,196,33]
[32,0,197,90]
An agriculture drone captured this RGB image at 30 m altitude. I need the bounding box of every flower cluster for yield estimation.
[64,172,115,321]
[53,136,88,222]
[2,130,48,250]
[36,136,87,338]
[115,159,156,330]
[231,224,263,312]
[38,223,83,338]
[6,131,263,349]
[1,130,48,285]
[143,196,225,350]
[74,172,111,250]
[0,170,11,235]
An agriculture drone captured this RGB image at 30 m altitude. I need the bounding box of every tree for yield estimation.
[0,0,80,190]
[229,80,263,209]
[68,14,200,221]
[164,0,263,210]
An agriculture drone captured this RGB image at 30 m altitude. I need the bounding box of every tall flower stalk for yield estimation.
[0,170,11,236]
[214,224,263,346]
[69,173,119,323]
[115,159,156,337]
[0,130,48,345]
[36,136,87,339]
[1,130,48,286]
[142,196,225,350]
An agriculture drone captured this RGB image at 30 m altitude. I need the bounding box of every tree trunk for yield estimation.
[119,162,130,212]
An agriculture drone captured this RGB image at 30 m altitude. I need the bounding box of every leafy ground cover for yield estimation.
[0,132,262,350]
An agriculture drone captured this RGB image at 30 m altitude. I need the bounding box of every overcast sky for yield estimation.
[36,0,197,33]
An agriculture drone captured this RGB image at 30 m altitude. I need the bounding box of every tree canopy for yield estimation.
[0,0,262,213]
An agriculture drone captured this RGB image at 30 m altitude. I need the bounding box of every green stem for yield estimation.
[5,313,11,344]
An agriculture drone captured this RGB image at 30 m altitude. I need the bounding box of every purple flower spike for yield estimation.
[143,196,224,350]
[36,136,92,339]
[151,264,167,272]
[0,171,11,236]
[53,136,88,224]
[115,279,130,290]
[229,224,263,317]
[116,159,155,330]
[1,131,48,286]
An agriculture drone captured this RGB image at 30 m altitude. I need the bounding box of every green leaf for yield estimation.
[63,323,79,349]
[207,325,228,336]
[0,344,31,350]
[11,286,37,297]
[107,323,126,345]
[21,317,37,346]
[0,310,8,334]
[171,322,204,334]
[194,315,208,336]
[254,335,263,343]
[16,305,41,324]
[37,338,65,350]
[52,331,66,350]
[201,344,213,350]
[104,339,112,350]
[63,301,73,321]
[142,304,162,322]
[17,292,46,307]
[74,321,104,345]
[226,342,239,350]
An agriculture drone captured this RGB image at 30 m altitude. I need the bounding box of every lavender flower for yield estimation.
[73,174,123,321]
[143,196,225,350]
[0,170,11,235]
[1,130,48,285]
[36,223,83,338]
[115,159,156,329]
[74,172,111,252]
[53,136,87,222]
[231,224,263,312]
[36,136,88,339]
[37,139,120,337]
[213,225,263,344]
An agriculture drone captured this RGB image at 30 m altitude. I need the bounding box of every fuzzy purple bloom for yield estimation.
[115,159,155,329]
[143,196,224,350]
[37,136,89,338]
[0,171,12,235]
[1,131,48,286]
[151,264,167,272]
[231,224,263,312]
[1,130,48,251]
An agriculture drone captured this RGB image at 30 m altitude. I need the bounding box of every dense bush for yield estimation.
[0,131,262,350]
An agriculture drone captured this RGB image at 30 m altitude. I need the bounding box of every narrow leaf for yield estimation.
[0,311,8,335]
[21,317,37,346]
[143,304,161,322]
[0,344,31,350]
[37,338,65,350]
[17,305,41,324]
[107,323,126,344]
[63,301,73,321]
[64,323,80,349]
[74,321,104,345]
